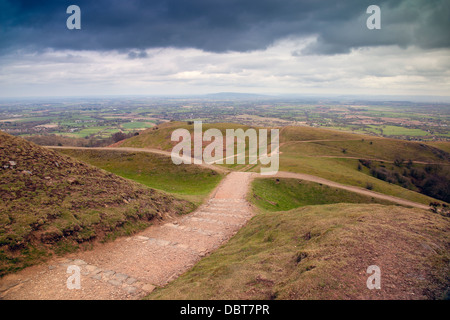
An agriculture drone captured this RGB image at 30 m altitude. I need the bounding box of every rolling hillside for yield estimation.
[0,131,194,276]
[114,121,257,151]
[116,122,449,164]
[1,124,449,300]
[113,122,450,205]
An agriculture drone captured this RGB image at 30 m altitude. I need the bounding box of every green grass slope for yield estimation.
[280,125,369,142]
[56,148,224,204]
[0,131,194,276]
[250,178,396,211]
[277,155,440,205]
[427,141,450,154]
[118,122,449,164]
[116,121,256,151]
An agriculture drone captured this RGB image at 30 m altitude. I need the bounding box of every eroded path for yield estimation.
[0,172,254,300]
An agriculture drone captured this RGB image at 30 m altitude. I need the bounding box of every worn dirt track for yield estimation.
[261,171,430,210]
[0,172,254,300]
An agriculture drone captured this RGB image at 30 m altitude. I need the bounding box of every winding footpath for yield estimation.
[0,146,432,299]
[0,172,254,300]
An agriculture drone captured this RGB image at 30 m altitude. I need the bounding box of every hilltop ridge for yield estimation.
[0,130,194,276]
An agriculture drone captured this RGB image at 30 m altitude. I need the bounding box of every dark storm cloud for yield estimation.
[0,0,449,55]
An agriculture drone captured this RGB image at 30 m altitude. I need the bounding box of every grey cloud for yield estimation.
[0,0,448,56]
[127,50,148,59]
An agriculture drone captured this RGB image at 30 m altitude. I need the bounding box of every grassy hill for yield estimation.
[115,121,256,151]
[281,137,449,163]
[145,172,449,300]
[56,148,224,204]
[280,125,370,142]
[117,122,450,165]
[0,131,195,276]
[428,141,450,154]
[116,122,449,205]
[147,203,450,300]
[2,121,449,299]
[277,154,442,205]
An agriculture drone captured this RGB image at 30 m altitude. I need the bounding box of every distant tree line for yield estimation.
[359,159,450,203]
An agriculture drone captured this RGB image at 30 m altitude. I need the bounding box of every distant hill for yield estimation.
[0,131,194,276]
[204,92,271,99]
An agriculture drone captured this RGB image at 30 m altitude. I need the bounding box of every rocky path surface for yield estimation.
[0,172,254,300]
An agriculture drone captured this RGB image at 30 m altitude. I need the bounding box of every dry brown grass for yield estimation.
[148,203,449,300]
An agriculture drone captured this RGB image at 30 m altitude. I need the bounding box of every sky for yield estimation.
[0,0,449,98]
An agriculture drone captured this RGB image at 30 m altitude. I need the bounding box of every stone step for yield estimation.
[162,222,224,238]
[183,216,242,227]
[91,243,202,286]
[146,238,200,255]
[137,227,217,253]
[202,207,250,214]
[179,217,234,234]
[208,198,247,203]
[0,172,255,300]
[194,210,249,221]
[204,204,248,209]
[54,258,157,296]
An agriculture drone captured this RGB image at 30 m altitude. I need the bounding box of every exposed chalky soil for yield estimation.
[0,172,254,300]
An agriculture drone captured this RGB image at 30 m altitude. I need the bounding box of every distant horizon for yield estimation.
[1,92,450,104]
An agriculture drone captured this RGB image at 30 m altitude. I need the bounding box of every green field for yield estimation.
[53,126,118,138]
[121,121,155,129]
[366,125,430,137]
